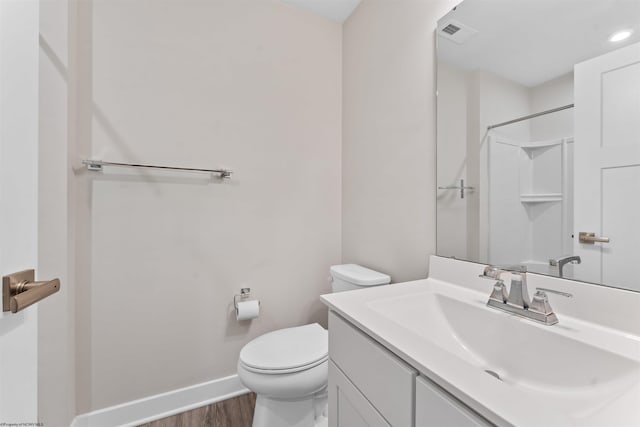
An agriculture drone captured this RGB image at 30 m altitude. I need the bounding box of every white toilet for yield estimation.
[237,264,391,427]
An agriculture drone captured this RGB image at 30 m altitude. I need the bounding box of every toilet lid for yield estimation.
[239,323,328,373]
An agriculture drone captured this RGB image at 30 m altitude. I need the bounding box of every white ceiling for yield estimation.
[438,0,640,87]
[283,0,361,23]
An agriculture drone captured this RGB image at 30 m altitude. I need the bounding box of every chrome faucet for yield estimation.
[480,266,572,325]
[549,255,581,278]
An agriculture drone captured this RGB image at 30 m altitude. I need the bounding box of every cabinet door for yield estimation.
[329,360,390,427]
[415,376,491,427]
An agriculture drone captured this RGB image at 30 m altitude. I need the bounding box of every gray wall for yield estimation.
[80,0,342,412]
[342,0,459,282]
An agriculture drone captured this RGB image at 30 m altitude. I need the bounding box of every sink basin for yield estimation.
[367,283,640,408]
[435,294,639,392]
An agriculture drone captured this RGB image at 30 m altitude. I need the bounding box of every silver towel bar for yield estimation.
[82,159,232,178]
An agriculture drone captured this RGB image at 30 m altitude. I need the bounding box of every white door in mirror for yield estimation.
[574,41,640,291]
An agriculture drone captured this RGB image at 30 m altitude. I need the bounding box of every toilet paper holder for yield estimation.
[234,287,255,309]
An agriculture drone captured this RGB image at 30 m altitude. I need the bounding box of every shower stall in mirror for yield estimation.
[437,64,575,275]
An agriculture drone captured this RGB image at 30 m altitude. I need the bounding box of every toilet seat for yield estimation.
[240,354,328,374]
[239,323,328,374]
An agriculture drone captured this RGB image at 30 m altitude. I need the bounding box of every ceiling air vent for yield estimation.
[438,19,478,44]
[442,23,461,35]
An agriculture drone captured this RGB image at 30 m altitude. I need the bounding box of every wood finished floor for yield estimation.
[138,393,256,427]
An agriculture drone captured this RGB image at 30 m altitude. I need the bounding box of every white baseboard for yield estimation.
[70,375,249,427]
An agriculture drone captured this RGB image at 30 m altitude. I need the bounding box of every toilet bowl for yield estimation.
[237,264,390,427]
[237,323,328,427]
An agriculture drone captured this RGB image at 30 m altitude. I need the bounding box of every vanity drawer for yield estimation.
[415,376,491,427]
[329,311,417,427]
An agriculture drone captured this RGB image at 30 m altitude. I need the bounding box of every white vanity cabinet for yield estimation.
[328,311,492,427]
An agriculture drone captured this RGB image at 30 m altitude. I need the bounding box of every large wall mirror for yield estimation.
[436,0,640,292]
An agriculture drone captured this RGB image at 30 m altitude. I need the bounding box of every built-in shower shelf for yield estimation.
[520,193,562,203]
[520,140,563,150]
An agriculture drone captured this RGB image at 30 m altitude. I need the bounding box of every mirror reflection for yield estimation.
[436,0,640,291]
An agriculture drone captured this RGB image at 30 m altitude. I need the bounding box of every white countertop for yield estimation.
[321,256,640,427]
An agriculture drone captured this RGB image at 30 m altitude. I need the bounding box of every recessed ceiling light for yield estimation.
[609,30,633,42]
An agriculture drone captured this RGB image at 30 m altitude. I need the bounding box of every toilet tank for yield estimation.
[329,264,391,293]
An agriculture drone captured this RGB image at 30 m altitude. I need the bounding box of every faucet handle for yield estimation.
[478,265,527,282]
[494,264,527,274]
[535,287,573,298]
[529,288,572,320]
[529,290,554,316]
[479,266,503,280]
[488,280,508,304]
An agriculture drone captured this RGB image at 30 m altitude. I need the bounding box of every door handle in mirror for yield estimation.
[578,232,610,244]
[2,269,61,313]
